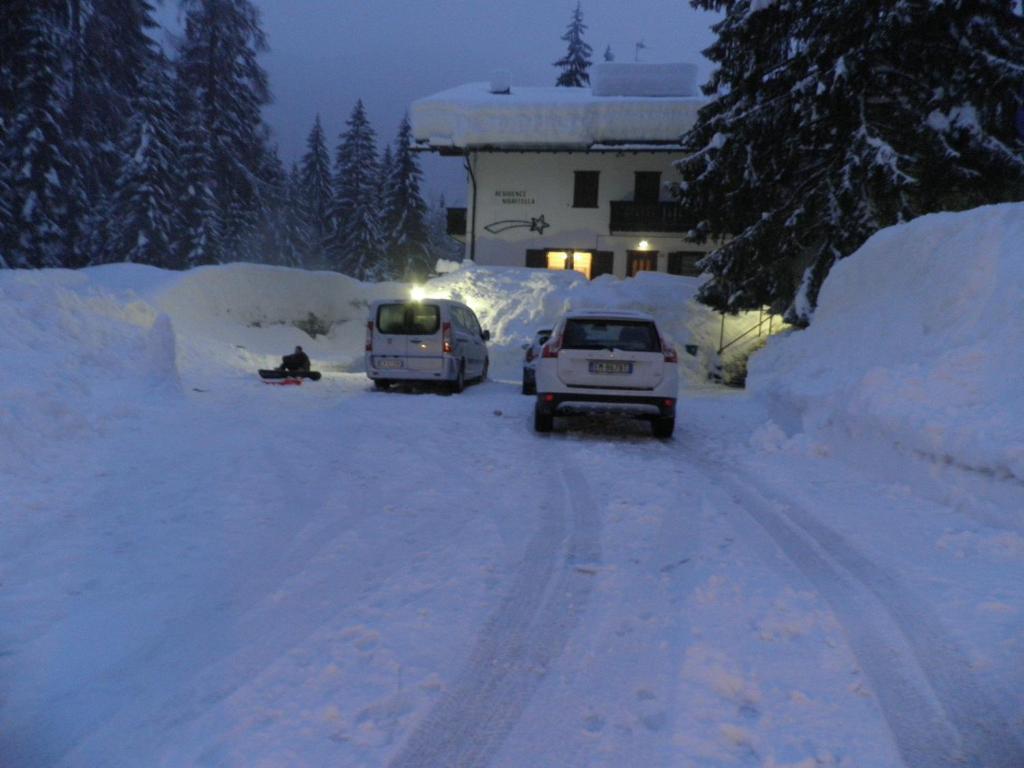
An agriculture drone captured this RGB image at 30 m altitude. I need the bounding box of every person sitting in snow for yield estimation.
[278,345,311,373]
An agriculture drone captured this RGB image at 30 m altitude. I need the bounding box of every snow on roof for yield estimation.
[411,63,707,151]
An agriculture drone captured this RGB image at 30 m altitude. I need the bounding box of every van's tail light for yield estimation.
[542,332,562,358]
[661,338,678,364]
[442,321,453,354]
[365,321,373,352]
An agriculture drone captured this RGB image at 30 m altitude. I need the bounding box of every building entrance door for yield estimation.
[627,250,658,276]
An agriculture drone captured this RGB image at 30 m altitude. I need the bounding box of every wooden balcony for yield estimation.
[446,207,467,237]
[609,201,694,233]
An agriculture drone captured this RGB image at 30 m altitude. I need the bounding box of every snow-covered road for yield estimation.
[3,374,1023,767]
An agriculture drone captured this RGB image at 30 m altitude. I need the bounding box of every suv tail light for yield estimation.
[442,321,453,354]
[662,338,678,364]
[365,321,373,352]
[541,332,562,358]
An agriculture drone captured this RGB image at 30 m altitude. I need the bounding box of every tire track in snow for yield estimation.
[388,464,601,768]
[698,462,1024,768]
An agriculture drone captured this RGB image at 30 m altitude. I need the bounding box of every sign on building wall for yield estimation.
[495,190,536,205]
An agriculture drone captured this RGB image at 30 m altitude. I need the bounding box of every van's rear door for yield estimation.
[403,303,444,373]
[373,303,412,370]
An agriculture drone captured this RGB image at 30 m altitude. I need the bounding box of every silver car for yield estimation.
[521,328,552,395]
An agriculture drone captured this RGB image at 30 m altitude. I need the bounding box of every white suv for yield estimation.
[533,310,679,437]
[366,299,490,393]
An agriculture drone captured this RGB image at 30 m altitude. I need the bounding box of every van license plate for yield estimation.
[589,361,632,374]
[377,358,403,369]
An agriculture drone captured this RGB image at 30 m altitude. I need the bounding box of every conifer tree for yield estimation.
[298,114,334,263]
[378,143,395,244]
[554,2,593,87]
[76,0,165,265]
[176,0,272,264]
[174,85,222,268]
[109,55,181,266]
[2,4,73,268]
[282,163,309,267]
[426,193,464,266]
[383,116,431,280]
[603,44,615,62]
[677,0,1024,323]
[329,100,384,280]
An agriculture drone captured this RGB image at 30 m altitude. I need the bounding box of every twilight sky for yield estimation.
[159,1,722,204]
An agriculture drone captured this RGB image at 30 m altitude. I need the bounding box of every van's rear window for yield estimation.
[562,319,660,352]
[376,303,441,335]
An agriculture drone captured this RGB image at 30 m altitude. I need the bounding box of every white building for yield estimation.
[410,63,712,280]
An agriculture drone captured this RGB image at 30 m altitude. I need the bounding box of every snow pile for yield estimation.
[749,203,1024,480]
[411,82,705,148]
[421,264,731,382]
[0,268,180,476]
[590,62,698,98]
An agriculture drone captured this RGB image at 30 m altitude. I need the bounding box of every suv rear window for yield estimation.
[376,303,441,335]
[562,319,661,352]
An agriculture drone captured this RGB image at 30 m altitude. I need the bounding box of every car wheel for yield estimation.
[534,407,553,433]
[451,361,466,394]
[373,379,390,390]
[521,370,534,395]
[652,416,675,439]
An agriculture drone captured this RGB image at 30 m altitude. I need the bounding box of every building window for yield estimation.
[667,251,704,276]
[547,250,593,279]
[627,250,659,276]
[573,171,600,208]
[634,171,661,204]
[527,249,613,279]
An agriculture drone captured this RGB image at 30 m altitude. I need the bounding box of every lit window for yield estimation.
[547,251,568,270]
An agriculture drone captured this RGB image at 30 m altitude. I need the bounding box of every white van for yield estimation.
[365,299,490,392]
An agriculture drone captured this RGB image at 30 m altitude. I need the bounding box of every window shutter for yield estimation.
[592,251,614,278]
[525,249,547,268]
[573,171,600,208]
[667,251,703,276]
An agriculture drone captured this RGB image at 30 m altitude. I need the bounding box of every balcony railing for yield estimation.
[609,201,694,233]
[446,207,467,237]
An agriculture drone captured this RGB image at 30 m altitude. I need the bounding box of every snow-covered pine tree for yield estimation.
[2,3,74,268]
[252,144,296,266]
[426,193,464,266]
[329,100,385,280]
[282,163,310,267]
[677,0,1024,323]
[383,116,431,281]
[603,44,615,62]
[173,83,222,267]
[109,53,182,267]
[74,0,165,265]
[298,114,334,265]
[176,0,272,264]
[378,143,395,247]
[554,2,593,87]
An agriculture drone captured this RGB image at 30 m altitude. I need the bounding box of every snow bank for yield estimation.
[590,62,698,98]
[749,203,1024,481]
[0,261,757,475]
[0,267,181,476]
[411,82,704,148]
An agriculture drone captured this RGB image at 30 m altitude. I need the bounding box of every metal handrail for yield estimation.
[717,308,779,354]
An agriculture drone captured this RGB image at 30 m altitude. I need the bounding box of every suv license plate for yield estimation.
[589,360,632,374]
[377,358,403,369]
